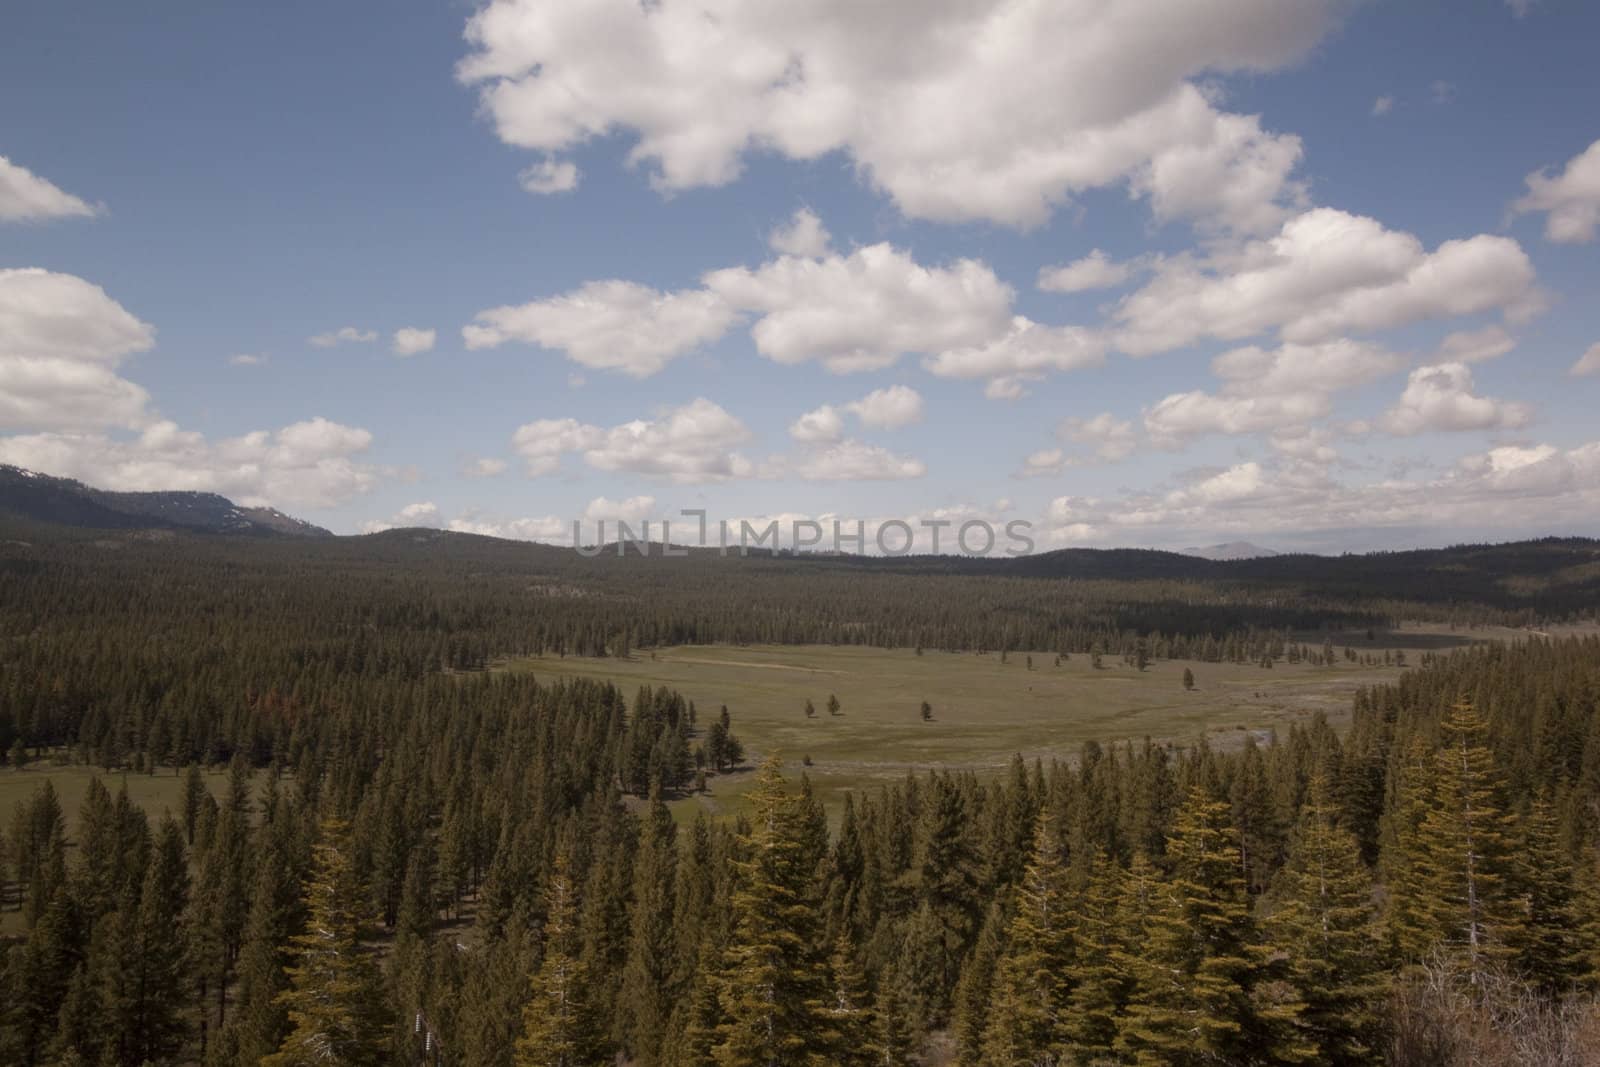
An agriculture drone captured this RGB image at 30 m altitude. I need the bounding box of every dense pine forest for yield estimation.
[3,522,1600,1064]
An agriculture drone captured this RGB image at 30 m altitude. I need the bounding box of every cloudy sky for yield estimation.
[3,0,1599,552]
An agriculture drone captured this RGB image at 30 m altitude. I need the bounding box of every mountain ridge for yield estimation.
[0,465,332,538]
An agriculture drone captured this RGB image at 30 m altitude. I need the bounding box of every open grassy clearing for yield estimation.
[506,642,1413,821]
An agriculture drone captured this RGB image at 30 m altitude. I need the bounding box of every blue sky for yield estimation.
[2,0,1598,552]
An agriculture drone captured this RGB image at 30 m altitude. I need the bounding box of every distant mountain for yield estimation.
[1182,541,1281,561]
[0,465,331,537]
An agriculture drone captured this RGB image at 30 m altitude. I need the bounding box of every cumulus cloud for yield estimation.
[1513,138,1600,244]
[463,280,737,377]
[584,495,658,523]
[228,353,267,367]
[923,317,1105,398]
[1114,208,1541,356]
[1569,344,1600,377]
[704,243,1013,373]
[0,156,100,222]
[1144,339,1405,445]
[780,440,926,481]
[1378,362,1533,436]
[789,404,844,443]
[464,457,509,477]
[309,326,378,347]
[457,0,1335,230]
[845,385,923,429]
[0,416,378,510]
[1062,413,1139,461]
[519,158,580,194]
[392,327,437,356]
[1435,325,1515,364]
[363,502,444,532]
[512,398,752,482]
[1039,438,1600,546]
[1037,250,1139,293]
[450,514,568,541]
[768,208,831,258]
[1372,96,1394,117]
[0,268,156,431]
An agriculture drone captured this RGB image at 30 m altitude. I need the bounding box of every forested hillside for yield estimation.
[4,523,1600,1064]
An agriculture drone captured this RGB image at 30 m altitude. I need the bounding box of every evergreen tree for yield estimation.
[1062,849,1131,1059]
[263,818,388,1067]
[1119,786,1303,1066]
[126,816,191,1065]
[1420,698,1520,983]
[981,812,1074,1065]
[618,789,678,1066]
[1264,779,1385,1065]
[514,843,602,1067]
[712,756,830,1066]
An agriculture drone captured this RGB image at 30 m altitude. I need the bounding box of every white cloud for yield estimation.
[463,279,737,377]
[1039,439,1600,545]
[1431,81,1457,105]
[789,404,844,443]
[704,243,1013,373]
[584,495,657,523]
[458,0,1336,230]
[1038,250,1137,293]
[360,501,443,531]
[1379,362,1533,436]
[1513,138,1600,244]
[0,268,156,431]
[449,514,568,541]
[392,327,437,356]
[782,440,925,481]
[228,353,267,367]
[0,156,100,222]
[1435,325,1515,364]
[984,377,1030,402]
[1506,0,1537,17]
[519,158,580,194]
[1115,208,1541,356]
[923,317,1105,397]
[1020,448,1066,478]
[512,398,753,482]
[1569,343,1600,378]
[1130,101,1306,235]
[1372,96,1394,117]
[464,456,510,477]
[309,326,378,347]
[768,208,831,258]
[1061,413,1138,462]
[845,385,923,429]
[511,417,605,476]
[1145,339,1405,445]
[0,416,378,510]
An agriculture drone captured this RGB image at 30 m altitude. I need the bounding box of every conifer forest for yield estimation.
[1,526,1599,1065]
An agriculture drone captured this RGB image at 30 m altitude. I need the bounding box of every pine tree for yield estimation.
[1264,779,1385,1065]
[822,936,876,1066]
[981,811,1074,1065]
[1118,786,1299,1066]
[1062,849,1131,1059]
[1420,698,1520,983]
[618,789,678,1066]
[514,842,602,1067]
[126,816,191,1064]
[1508,795,1585,991]
[263,818,388,1067]
[712,756,830,1066]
